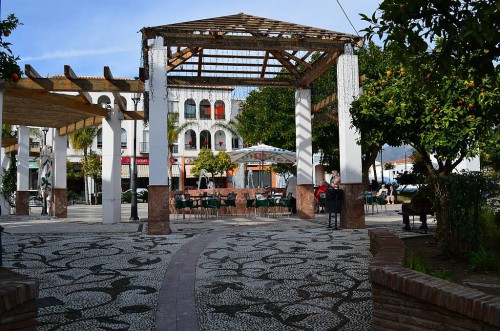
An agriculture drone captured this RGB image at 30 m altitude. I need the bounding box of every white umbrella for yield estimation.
[38,145,52,213]
[227,143,296,188]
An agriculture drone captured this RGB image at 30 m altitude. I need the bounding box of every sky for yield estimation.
[2,0,380,78]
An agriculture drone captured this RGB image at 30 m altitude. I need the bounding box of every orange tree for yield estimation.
[352,0,500,253]
[0,14,22,82]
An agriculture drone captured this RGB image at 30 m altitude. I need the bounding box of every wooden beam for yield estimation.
[59,116,103,136]
[104,66,127,113]
[6,89,109,117]
[167,76,294,87]
[155,32,347,51]
[7,77,144,93]
[167,47,201,72]
[298,51,340,88]
[64,65,93,104]
[24,64,42,79]
[281,50,312,69]
[197,49,203,77]
[312,93,338,113]
[261,51,269,78]
[269,51,301,78]
[4,143,18,154]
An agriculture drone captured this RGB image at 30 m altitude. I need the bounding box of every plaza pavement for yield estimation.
[1,203,432,330]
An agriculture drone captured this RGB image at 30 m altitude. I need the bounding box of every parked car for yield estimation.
[121,188,148,203]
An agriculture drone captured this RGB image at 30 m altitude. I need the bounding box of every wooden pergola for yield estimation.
[141,13,361,89]
[2,65,145,142]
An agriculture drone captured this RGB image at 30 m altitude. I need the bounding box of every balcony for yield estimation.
[139,142,149,154]
[185,143,197,150]
[214,114,226,120]
[200,114,211,120]
[215,143,226,151]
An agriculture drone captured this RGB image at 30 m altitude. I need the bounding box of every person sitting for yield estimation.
[378,184,388,198]
[387,184,397,204]
[315,180,329,213]
[401,187,434,231]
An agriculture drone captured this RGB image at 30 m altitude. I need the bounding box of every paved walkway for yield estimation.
[1,203,432,330]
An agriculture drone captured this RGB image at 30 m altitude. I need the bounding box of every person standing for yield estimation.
[285,175,297,214]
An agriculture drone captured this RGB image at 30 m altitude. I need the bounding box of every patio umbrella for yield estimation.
[38,145,52,213]
[227,143,296,188]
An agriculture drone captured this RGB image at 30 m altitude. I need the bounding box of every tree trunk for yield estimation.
[83,150,90,205]
[168,146,173,190]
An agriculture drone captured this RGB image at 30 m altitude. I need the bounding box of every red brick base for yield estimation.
[148,185,171,235]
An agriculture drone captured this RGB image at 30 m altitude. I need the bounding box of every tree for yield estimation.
[167,113,192,190]
[69,127,99,204]
[191,149,236,188]
[81,152,102,204]
[1,154,17,210]
[0,14,22,81]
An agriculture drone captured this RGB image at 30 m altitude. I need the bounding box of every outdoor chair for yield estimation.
[244,193,255,217]
[317,192,326,213]
[279,192,293,217]
[222,193,237,216]
[365,192,379,214]
[254,193,269,217]
[203,194,221,219]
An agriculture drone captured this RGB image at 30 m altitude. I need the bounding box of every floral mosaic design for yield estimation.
[196,226,372,330]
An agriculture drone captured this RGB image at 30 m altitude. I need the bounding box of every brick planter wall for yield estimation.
[0,268,39,330]
[368,229,500,330]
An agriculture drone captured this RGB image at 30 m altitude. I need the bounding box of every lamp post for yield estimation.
[41,127,49,215]
[130,93,140,221]
[380,147,384,184]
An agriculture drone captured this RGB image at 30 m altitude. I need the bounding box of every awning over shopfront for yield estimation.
[121,163,180,178]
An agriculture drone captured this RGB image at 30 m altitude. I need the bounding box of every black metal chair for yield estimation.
[244,193,255,217]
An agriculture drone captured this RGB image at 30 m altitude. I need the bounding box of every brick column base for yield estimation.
[148,185,172,235]
[51,188,68,218]
[296,184,315,220]
[339,183,365,229]
[15,191,29,216]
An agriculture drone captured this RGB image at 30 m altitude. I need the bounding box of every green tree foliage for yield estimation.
[81,152,101,205]
[1,155,17,208]
[69,127,99,204]
[361,0,499,78]
[0,14,22,81]
[66,159,82,181]
[191,149,236,188]
[167,113,193,189]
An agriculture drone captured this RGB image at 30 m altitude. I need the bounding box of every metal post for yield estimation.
[41,128,49,215]
[380,147,384,184]
[130,94,140,221]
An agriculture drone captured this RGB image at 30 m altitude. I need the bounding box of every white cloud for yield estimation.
[20,47,137,62]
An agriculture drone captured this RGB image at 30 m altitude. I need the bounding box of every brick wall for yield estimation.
[369,229,500,330]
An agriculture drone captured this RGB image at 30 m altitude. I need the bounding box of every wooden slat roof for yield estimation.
[141,13,362,88]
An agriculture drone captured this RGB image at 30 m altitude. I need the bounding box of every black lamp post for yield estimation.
[130,94,140,221]
[41,127,49,215]
[380,147,384,184]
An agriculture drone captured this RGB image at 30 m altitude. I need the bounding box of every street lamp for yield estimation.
[41,127,49,216]
[380,147,384,184]
[130,93,141,221]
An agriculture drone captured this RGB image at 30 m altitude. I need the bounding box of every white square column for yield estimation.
[149,36,169,186]
[16,126,29,190]
[337,53,362,183]
[52,129,68,217]
[295,88,315,219]
[102,104,122,223]
[147,36,171,235]
[337,51,365,229]
[0,89,4,210]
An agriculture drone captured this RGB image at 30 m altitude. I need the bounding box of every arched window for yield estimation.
[120,96,127,109]
[215,130,226,150]
[97,95,111,108]
[121,128,127,148]
[185,129,197,150]
[184,99,196,119]
[97,128,103,148]
[199,100,211,120]
[200,130,211,149]
[214,100,225,120]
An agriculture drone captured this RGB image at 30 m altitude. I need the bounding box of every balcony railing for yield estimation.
[215,144,226,151]
[214,114,226,120]
[185,144,196,150]
[185,113,196,119]
[200,114,211,120]
[139,142,149,154]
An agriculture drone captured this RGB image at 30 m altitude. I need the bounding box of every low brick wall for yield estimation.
[169,188,286,216]
[0,268,39,330]
[368,229,500,330]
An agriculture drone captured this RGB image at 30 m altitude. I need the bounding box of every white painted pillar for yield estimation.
[53,129,67,188]
[295,88,313,185]
[149,36,169,185]
[0,88,5,210]
[17,126,30,191]
[337,51,362,184]
[102,104,122,223]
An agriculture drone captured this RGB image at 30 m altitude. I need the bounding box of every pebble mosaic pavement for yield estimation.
[1,204,431,330]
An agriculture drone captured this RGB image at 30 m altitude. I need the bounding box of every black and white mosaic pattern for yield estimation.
[196,225,372,330]
[3,232,191,330]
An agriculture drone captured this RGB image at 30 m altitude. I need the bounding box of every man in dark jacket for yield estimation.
[402,187,434,230]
